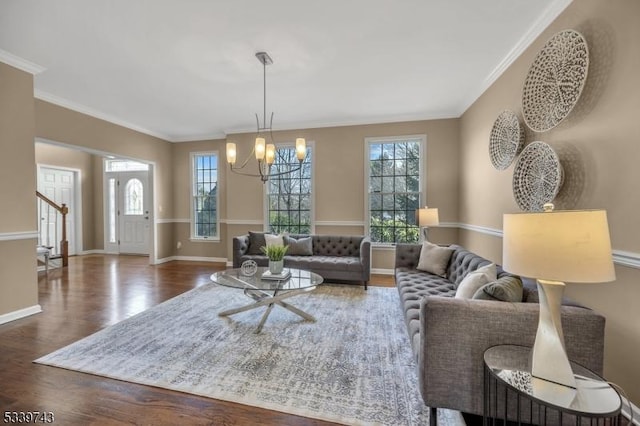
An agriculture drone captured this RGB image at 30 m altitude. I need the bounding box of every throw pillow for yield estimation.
[416,241,454,277]
[247,231,267,255]
[472,276,524,302]
[264,233,284,247]
[455,272,490,299]
[284,235,313,256]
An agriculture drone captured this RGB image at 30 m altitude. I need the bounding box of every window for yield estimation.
[105,159,149,172]
[366,136,424,244]
[124,178,143,215]
[191,152,218,239]
[266,145,313,234]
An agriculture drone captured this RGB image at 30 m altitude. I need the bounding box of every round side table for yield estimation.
[483,345,622,425]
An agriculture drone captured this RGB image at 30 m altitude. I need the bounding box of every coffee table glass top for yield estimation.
[211,267,323,291]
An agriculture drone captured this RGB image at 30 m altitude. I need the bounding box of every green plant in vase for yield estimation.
[261,244,289,274]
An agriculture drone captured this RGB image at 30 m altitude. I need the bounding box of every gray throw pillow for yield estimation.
[416,241,454,277]
[284,235,313,256]
[472,276,524,302]
[247,231,267,255]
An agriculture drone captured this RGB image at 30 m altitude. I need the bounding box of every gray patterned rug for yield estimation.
[35,284,465,426]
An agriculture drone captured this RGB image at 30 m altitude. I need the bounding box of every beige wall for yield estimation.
[35,100,175,260]
[35,142,102,251]
[0,62,38,317]
[169,119,459,266]
[459,0,640,403]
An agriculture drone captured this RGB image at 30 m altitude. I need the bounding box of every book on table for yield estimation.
[261,269,292,280]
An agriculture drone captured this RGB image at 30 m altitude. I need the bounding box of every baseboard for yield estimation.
[371,268,394,276]
[0,305,42,325]
[78,249,106,255]
[155,256,227,264]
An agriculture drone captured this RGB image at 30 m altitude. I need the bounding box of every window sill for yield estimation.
[189,237,220,243]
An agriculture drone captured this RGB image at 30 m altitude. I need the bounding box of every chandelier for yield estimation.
[225,51,307,183]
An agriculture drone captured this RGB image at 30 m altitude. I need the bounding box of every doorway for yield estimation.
[104,160,151,255]
[37,166,80,256]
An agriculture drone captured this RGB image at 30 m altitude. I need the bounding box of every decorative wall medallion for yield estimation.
[512,141,563,212]
[522,29,589,132]
[489,110,524,170]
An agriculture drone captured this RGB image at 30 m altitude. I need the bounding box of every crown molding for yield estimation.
[0,49,45,75]
[34,90,173,142]
[456,0,573,115]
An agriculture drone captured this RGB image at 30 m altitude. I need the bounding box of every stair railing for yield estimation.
[36,191,69,267]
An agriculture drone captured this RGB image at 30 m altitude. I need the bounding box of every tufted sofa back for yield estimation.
[308,235,364,257]
[446,245,493,285]
[395,243,515,286]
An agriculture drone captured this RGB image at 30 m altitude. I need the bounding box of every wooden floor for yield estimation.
[0,255,395,425]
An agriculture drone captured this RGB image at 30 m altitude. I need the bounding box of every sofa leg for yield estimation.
[430,407,437,426]
[364,281,368,290]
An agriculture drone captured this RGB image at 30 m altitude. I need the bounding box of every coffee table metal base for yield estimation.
[218,286,317,334]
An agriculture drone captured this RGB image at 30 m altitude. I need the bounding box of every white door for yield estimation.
[117,171,150,254]
[38,167,76,256]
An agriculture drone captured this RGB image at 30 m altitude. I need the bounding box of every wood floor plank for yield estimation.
[1,255,394,425]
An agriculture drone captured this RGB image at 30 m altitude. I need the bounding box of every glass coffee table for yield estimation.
[210,267,324,333]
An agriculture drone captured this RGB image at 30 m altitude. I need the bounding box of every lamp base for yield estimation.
[531,279,577,389]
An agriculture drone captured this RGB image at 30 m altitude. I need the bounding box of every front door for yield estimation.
[117,171,150,254]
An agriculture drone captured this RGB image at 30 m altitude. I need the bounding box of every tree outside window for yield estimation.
[267,146,312,234]
[367,137,423,243]
[192,153,218,239]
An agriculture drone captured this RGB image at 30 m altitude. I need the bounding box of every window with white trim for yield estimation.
[266,145,313,234]
[366,136,424,244]
[191,152,219,239]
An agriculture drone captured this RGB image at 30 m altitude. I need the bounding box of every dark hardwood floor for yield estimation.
[0,255,395,425]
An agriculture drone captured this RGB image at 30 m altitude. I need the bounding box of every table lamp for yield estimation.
[416,206,439,241]
[502,203,615,388]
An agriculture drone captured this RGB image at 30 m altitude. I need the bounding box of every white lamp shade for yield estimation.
[503,209,615,283]
[296,138,306,161]
[226,142,237,165]
[417,207,440,227]
[265,144,276,165]
[255,137,266,160]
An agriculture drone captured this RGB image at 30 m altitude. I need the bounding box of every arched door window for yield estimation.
[125,178,144,215]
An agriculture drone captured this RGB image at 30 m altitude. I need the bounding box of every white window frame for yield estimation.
[190,151,220,241]
[364,134,426,246]
[263,141,315,235]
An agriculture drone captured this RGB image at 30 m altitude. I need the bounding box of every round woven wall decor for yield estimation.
[489,110,524,170]
[522,29,589,132]
[512,141,563,211]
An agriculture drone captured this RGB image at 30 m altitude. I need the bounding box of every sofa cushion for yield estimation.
[284,235,313,255]
[454,263,496,299]
[416,241,454,277]
[395,267,456,360]
[473,276,524,302]
[286,255,361,272]
[248,231,267,255]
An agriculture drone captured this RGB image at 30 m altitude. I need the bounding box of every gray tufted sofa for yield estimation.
[395,243,606,423]
[233,234,371,288]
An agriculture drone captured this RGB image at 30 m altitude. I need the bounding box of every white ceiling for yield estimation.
[0,0,570,142]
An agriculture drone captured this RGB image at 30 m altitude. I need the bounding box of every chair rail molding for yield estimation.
[456,222,640,269]
[0,231,39,241]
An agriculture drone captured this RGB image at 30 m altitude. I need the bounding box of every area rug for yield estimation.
[35,284,465,426]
